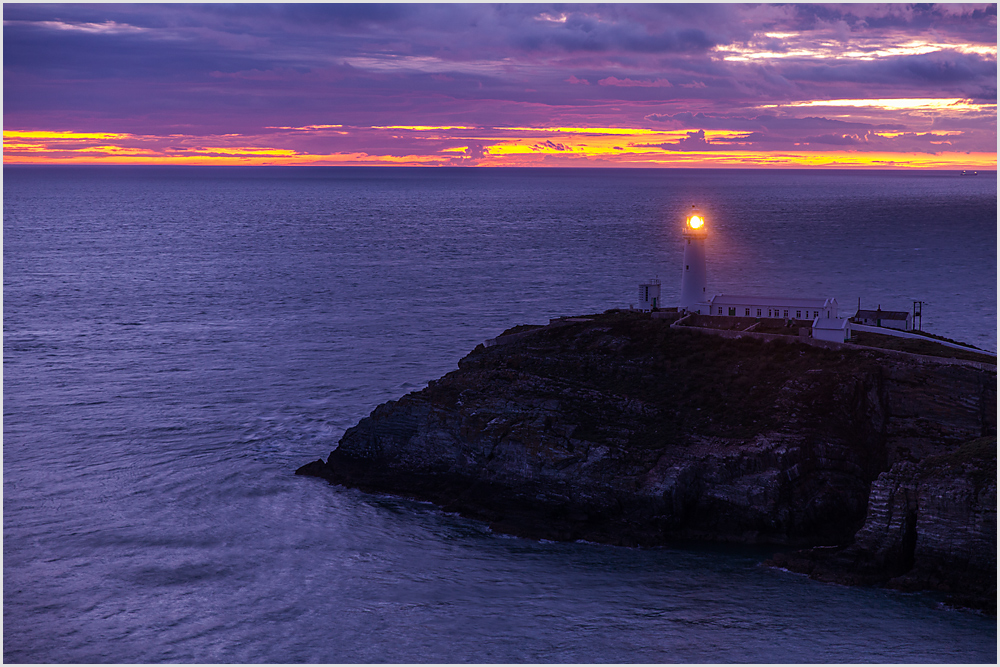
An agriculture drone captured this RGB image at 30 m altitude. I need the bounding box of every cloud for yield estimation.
[465,142,487,159]
[512,12,716,55]
[639,129,713,151]
[644,112,899,132]
[598,76,672,87]
[800,133,865,146]
[3,3,995,164]
[5,124,995,168]
[534,140,569,151]
[781,51,997,88]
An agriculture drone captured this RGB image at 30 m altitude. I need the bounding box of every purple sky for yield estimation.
[4,3,996,167]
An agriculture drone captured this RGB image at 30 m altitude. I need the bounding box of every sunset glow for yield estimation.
[775,98,991,111]
[4,4,996,169]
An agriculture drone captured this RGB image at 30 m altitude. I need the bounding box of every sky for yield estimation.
[3,3,997,168]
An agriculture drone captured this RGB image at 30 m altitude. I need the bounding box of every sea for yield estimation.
[3,166,996,663]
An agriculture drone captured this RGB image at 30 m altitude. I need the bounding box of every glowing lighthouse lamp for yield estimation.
[679,205,709,313]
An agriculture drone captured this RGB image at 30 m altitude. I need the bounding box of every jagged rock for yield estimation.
[297,311,996,609]
[772,436,996,612]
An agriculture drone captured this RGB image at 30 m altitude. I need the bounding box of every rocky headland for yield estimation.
[298,311,996,611]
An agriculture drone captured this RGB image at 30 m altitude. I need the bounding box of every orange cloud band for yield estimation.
[4,128,996,169]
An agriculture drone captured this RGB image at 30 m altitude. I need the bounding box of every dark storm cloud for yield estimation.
[783,51,996,87]
[1,2,410,28]
[250,3,417,27]
[4,4,993,85]
[513,20,715,54]
[2,20,273,79]
[890,51,997,84]
[781,2,996,38]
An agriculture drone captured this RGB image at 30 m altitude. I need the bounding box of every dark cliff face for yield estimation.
[298,312,996,608]
[768,436,996,612]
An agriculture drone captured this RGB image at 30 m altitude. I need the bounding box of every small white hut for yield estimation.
[813,315,851,342]
[637,279,661,310]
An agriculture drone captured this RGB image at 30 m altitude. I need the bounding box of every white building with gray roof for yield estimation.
[854,308,912,331]
[705,294,838,321]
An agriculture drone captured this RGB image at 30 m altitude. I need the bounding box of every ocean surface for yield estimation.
[4,166,996,663]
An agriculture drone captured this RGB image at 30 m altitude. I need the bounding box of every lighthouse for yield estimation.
[679,205,708,312]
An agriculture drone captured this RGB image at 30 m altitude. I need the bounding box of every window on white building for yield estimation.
[796,310,801,318]
[783,310,789,318]
[757,309,761,317]
[745,308,750,316]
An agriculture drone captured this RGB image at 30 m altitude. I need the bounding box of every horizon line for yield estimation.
[4,163,996,171]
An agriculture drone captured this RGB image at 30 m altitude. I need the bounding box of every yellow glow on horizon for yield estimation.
[481,128,757,158]
[190,147,301,157]
[265,124,344,131]
[366,125,669,137]
[4,130,134,140]
[6,149,995,169]
[473,148,997,170]
[372,125,476,131]
[495,126,661,135]
[4,125,996,170]
[486,143,570,155]
[2,150,455,166]
[3,142,51,152]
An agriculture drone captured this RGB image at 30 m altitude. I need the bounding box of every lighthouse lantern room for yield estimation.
[679,205,709,312]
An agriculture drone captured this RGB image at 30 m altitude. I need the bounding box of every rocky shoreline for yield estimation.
[298,310,996,612]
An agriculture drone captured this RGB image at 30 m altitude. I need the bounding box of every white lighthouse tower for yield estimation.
[679,205,708,312]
